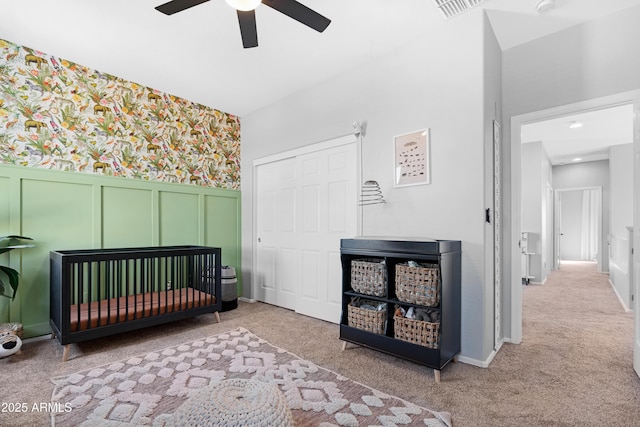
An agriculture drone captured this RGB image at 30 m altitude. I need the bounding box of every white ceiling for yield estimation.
[521,104,634,165]
[3,0,640,118]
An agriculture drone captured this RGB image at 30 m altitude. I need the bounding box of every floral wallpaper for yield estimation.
[0,39,240,189]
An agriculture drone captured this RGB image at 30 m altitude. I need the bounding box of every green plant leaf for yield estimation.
[0,235,33,301]
[0,245,34,255]
[0,235,34,241]
[0,265,20,301]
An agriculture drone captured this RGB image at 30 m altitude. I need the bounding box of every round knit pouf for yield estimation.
[163,378,293,427]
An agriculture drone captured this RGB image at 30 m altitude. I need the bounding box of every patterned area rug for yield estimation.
[51,328,451,426]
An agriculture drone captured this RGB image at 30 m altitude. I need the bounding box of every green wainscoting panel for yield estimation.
[0,176,10,323]
[20,179,95,336]
[159,191,200,245]
[204,194,242,293]
[0,164,241,338]
[0,177,9,228]
[20,180,94,334]
[102,186,154,248]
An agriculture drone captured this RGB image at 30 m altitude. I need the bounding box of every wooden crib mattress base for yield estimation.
[69,288,215,332]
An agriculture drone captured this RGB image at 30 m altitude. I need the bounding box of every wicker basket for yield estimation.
[350,258,387,297]
[395,262,440,306]
[347,299,386,335]
[0,322,23,339]
[394,315,440,349]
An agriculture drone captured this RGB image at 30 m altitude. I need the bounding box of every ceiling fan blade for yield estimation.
[155,0,210,15]
[237,10,258,48]
[263,0,331,32]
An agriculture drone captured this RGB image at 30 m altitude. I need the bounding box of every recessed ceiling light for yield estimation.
[569,121,583,129]
[572,157,582,162]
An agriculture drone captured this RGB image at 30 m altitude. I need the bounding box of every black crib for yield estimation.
[50,245,222,361]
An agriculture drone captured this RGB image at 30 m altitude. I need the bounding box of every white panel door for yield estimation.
[632,99,640,379]
[254,140,357,322]
[255,157,297,310]
[296,144,357,323]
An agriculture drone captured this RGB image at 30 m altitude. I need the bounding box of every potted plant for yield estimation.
[0,235,34,358]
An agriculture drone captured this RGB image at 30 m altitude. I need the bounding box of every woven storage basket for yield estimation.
[395,262,440,306]
[350,258,387,297]
[347,299,386,335]
[394,315,440,349]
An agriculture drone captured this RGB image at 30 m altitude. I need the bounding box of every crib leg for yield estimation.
[214,311,221,323]
[62,344,70,362]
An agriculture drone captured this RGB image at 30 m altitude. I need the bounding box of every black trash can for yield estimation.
[220,266,238,311]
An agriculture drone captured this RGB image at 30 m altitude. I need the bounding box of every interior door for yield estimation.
[632,99,640,378]
[554,190,562,270]
[254,138,357,322]
[255,157,298,310]
[296,144,357,323]
[545,184,554,277]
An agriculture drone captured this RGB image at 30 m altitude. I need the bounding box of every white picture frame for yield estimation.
[393,128,430,187]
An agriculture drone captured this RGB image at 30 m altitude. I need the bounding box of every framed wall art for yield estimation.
[393,129,430,187]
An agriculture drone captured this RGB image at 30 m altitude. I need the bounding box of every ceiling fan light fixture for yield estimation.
[536,0,555,14]
[225,0,261,11]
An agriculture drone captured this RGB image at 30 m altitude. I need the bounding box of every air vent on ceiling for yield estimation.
[433,0,487,19]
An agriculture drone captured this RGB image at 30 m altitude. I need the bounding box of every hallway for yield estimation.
[509,260,638,425]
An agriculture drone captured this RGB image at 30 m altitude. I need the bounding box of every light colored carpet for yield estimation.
[50,327,451,426]
[2,260,640,426]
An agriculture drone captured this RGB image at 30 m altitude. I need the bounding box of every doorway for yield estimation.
[555,187,603,271]
[510,90,638,345]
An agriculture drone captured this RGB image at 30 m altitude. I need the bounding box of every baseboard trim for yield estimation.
[457,339,505,368]
[609,279,632,313]
[503,336,520,345]
[22,333,52,344]
[239,297,257,303]
[529,276,547,286]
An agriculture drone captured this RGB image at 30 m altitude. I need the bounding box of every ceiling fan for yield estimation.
[155,0,331,49]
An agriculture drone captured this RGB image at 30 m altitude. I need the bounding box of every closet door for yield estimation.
[254,139,357,322]
[255,157,298,310]
[296,143,357,323]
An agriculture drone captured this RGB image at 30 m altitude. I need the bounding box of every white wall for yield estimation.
[502,5,640,340]
[242,10,499,364]
[609,143,634,309]
[521,141,552,283]
[610,144,634,237]
[553,160,610,270]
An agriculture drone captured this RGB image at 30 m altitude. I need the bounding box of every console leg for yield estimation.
[214,312,221,323]
[341,341,347,351]
[62,344,70,362]
[434,370,441,383]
